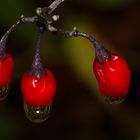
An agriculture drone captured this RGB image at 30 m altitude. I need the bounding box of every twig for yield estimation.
[36,0,64,24]
[0,0,109,63]
[48,0,64,14]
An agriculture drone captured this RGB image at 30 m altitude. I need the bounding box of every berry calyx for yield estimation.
[93,52,131,104]
[21,69,56,106]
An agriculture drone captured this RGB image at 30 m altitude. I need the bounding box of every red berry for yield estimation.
[93,53,131,98]
[0,53,14,87]
[21,69,56,107]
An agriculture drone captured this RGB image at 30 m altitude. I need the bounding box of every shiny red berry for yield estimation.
[21,69,56,107]
[0,53,14,87]
[93,53,131,103]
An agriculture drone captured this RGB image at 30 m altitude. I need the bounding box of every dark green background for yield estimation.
[0,0,140,140]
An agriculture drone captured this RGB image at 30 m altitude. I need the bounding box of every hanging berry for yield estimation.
[0,28,14,100]
[93,47,131,104]
[48,29,131,104]
[21,27,56,123]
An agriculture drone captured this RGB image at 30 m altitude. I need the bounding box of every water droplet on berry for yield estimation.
[24,102,52,123]
[0,85,9,101]
[103,95,126,104]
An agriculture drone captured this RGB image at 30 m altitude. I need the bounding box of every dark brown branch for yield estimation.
[0,0,110,64]
[36,0,64,24]
[1,0,65,45]
[21,15,38,23]
[48,0,64,14]
[36,0,64,16]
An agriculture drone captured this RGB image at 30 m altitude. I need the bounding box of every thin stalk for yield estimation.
[29,27,45,79]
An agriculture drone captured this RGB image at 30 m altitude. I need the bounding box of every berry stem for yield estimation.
[0,20,21,44]
[0,20,22,58]
[47,25,111,64]
[52,28,102,49]
[29,27,45,79]
[0,16,38,59]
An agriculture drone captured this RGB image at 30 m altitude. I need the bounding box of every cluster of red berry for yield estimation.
[0,37,131,123]
[0,0,131,123]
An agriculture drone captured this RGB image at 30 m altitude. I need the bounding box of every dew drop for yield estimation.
[24,102,52,123]
[103,95,126,104]
[0,85,9,101]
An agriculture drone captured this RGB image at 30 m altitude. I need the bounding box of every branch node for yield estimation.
[52,15,59,21]
[36,8,42,16]
[47,25,57,32]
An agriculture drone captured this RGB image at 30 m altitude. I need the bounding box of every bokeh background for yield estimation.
[0,0,140,140]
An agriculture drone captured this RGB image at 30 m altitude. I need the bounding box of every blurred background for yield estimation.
[0,0,140,139]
